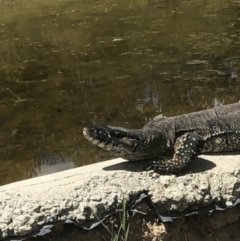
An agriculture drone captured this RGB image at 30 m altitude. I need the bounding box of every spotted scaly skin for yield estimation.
[83,101,240,174]
[154,132,204,173]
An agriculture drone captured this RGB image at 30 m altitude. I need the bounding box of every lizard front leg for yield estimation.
[155,132,204,174]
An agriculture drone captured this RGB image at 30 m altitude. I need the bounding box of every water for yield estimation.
[0,0,239,185]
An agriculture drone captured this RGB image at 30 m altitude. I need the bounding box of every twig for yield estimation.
[6,88,26,102]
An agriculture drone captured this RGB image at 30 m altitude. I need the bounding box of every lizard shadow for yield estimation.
[102,157,216,175]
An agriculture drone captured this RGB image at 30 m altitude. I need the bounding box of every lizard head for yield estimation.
[83,125,166,161]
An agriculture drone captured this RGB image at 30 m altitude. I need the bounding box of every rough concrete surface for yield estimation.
[0,154,240,239]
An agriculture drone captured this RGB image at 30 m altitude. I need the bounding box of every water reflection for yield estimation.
[136,66,161,114]
[0,0,240,185]
[36,154,76,176]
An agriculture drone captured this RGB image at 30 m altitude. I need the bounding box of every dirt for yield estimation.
[24,204,240,241]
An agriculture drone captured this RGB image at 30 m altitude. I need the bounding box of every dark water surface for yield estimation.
[0,0,240,185]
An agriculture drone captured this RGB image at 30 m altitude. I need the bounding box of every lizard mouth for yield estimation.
[83,125,141,148]
[83,125,165,161]
[83,125,143,157]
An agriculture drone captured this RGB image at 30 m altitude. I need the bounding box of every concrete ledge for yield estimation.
[0,154,240,239]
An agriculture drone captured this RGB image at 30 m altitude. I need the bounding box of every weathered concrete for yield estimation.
[0,154,240,239]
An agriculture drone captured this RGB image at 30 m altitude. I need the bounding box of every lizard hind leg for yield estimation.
[155,132,204,174]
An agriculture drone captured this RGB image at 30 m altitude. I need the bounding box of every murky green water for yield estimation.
[0,0,239,185]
